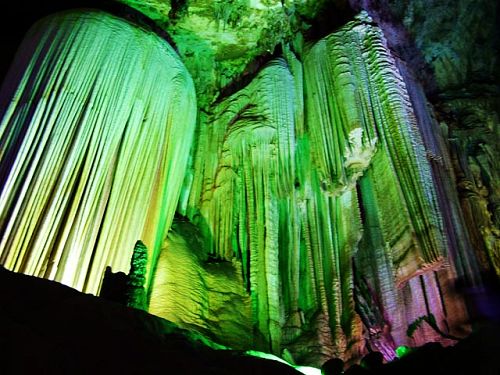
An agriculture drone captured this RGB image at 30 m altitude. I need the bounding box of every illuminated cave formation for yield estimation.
[0,0,498,369]
[0,10,197,292]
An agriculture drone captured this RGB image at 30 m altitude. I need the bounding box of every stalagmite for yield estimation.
[0,10,196,293]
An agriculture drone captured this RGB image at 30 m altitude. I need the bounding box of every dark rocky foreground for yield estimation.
[2,265,500,375]
[367,324,500,375]
[0,266,300,374]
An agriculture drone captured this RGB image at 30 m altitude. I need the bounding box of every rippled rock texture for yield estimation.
[148,13,469,365]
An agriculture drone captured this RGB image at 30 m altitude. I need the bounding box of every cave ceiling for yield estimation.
[115,0,351,107]
[113,0,499,107]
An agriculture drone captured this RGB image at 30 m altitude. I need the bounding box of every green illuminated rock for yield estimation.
[0,10,197,293]
[148,12,456,365]
[116,0,302,108]
[126,240,148,311]
[149,219,252,349]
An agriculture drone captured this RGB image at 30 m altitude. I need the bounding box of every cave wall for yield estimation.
[351,0,500,280]
[148,12,470,365]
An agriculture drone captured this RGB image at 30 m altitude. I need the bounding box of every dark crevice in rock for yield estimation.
[349,0,438,97]
[213,46,283,105]
[169,0,189,21]
[295,0,356,43]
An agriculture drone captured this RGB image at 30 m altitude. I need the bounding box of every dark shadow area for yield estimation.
[0,0,179,88]
[0,266,301,374]
[321,327,500,375]
[295,0,356,43]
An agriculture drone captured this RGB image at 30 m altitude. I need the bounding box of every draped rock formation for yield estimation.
[150,12,468,365]
[0,10,196,293]
[149,218,252,350]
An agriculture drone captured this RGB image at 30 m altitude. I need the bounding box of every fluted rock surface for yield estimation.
[149,219,253,349]
[152,12,466,365]
[0,10,196,293]
[0,5,480,368]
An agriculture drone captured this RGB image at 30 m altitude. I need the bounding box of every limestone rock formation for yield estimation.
[149,218,253,350]
[0,10,196,294]
[353,0,500,280]
[147,11,469,365]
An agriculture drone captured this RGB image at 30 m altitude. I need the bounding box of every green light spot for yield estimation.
[245,350,289,365]
[294,365,322,375]
[245,350,321,375]
[396,345,412,358]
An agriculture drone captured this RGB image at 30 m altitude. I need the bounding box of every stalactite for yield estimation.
[0,10,196,293]
[304,12,447,283]
[174,11,465,364]
[317,13,468,352]
[394,61,482,283]
[186,58,297,354]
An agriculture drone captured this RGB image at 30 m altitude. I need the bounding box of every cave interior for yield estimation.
[0,0,499,373]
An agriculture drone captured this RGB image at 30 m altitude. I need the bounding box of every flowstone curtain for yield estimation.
[186,59,297,353]
[304,13,446,282]
[176,13,453,362]
[0,10,196,293]
[303,13,461,355]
